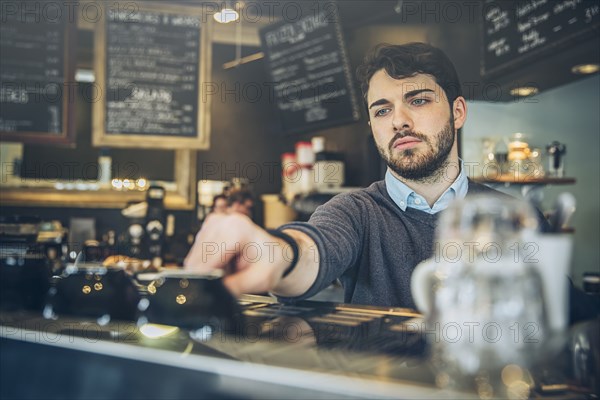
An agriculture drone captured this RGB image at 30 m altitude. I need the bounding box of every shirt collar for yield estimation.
[385,160,468,214]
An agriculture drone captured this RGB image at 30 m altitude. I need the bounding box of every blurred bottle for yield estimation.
[162,214,179,266]
[480,137,500,178]
[546,141,566,177]
[507,133,531,179]
[281,152,299,203]
[311,136,325,154]
[296,141,314,195]
[98,148,112,185]
[102,230,117,259]
[312,137,345,191]
[583,272,600,295]
[146,186,166,266]
[295,141,315,166]
[528,147,545,178]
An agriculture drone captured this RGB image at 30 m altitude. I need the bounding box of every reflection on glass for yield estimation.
[139,323,179,339]
[176,294,187,305]
[147,283,157,294]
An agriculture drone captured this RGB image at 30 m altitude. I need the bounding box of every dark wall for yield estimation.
[1,43,290,245]
[197,44,287,195]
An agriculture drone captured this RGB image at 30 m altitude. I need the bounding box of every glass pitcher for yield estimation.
[412,195,548,385]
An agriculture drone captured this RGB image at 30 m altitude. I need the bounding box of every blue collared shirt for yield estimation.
[385,160,468,214]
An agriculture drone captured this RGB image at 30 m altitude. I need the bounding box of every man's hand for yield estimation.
[183,213,302,297]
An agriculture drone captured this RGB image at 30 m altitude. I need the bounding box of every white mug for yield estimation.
[523,231,573,332]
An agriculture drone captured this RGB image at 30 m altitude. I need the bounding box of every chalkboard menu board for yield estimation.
[93,3,211,149]
[483,0,600,76]
[259,3,360,134]
[0,4,76,145]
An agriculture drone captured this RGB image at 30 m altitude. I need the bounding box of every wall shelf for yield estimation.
[472,176,576,185]
[471,176,577,206]
[0,150,196,210]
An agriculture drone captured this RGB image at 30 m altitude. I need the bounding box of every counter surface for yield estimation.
[1,295,597,399]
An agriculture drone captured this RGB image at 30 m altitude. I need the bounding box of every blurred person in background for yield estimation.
[211,194,228,214]
[226,190,254,218]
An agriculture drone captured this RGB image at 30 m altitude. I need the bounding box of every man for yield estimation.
[184,43,537,307]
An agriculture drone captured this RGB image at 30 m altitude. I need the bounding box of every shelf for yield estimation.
[471,176,576,185]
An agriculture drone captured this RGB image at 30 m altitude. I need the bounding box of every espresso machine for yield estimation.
[145,185,166,262]
[118,185,166,264]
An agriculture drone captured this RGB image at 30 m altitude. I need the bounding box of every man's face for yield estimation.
[367,70,463,181]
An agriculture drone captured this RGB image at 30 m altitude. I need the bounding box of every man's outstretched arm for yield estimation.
[183,213,320,298]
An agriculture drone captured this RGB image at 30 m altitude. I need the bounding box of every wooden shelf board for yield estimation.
[471,176,576,185]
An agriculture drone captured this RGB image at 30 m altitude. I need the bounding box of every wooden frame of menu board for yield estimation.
[0,5,77,146]
[93,2,212,149]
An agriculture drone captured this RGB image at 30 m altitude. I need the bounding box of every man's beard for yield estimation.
[376,118,455,182]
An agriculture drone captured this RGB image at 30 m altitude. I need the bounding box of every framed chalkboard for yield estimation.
[93,2,211,149]
[259,2,360,134]
[482,0,600,77]
[0,3,76,145]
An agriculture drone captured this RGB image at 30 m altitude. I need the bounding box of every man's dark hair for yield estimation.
[356,42,462,107]
[227,189,253,207]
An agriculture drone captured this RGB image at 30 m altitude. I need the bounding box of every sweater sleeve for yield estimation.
[275,193,364,302]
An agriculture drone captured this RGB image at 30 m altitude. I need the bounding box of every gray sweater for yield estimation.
[278,180,527,308]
